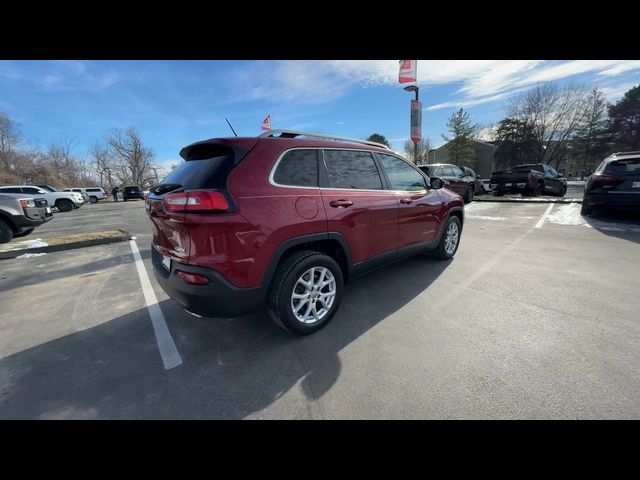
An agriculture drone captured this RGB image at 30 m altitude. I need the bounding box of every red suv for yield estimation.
[146,130,464,335]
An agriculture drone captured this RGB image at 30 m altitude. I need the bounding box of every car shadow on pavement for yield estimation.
[584,209,640,244]
[0,254,450,419]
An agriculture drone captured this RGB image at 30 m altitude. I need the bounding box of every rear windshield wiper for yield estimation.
[151,183,183,195]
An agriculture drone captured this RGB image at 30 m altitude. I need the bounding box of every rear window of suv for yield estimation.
[323,150,383,190]
[607,158,640,174]
[273,149,318,187]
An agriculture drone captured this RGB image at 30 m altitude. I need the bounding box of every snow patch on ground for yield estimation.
[466,215,508,221]
[0,238,49,253]
[545,203,586,226]
[16,253,47,258]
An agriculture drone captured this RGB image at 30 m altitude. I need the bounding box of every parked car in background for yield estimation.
[123,186,145,201]
[62,187,107,203]
[418,163,476,203]
[0,185,83,212]
[38,185,86,206]
[460,166,484,195]
[490,163,567,197]
[480,179,492,194]
[147,130,464,335]
[0,193,53,243]
[581,152,640,216]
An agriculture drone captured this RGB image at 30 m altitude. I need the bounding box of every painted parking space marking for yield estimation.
[535,204,555,229]
[130,239,183,370]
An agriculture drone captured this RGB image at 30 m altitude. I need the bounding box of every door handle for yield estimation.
[329,199,353,208]
[400,198,414,204]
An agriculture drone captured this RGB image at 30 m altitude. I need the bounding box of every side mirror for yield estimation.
[476,174,480,179]
[431,177,444,189]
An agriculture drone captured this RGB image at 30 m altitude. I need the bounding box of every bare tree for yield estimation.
[107,128,156,187]
[0,112,22,181]
[90,141,117,188]
[507,82,589,169]
[403,138,432,164]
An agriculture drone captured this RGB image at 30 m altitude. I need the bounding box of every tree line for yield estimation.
[0,113,159,189]
[368,82,640,174]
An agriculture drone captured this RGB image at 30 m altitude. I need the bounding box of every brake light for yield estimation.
[176,271,209,285]
[591,172,620,190]
[163,191,229,212]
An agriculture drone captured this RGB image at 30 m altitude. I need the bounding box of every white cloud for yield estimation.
[600,81,639,101]
[598,61,640,77]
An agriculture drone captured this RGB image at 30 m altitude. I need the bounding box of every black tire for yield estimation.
[580,202,593,216]
[0,218,13,244]
[533,184,543,197]
[267,250,344,335]
[13,228,35,238]
[431,215,462,260]
[89,196,98,203]
[56,199,74,212]
[558,186,567,197]
[465,185,474,203]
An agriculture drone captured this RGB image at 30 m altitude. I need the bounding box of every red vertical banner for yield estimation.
[261,115,271,131]
[399,60,417,83]
[411,100,422,144]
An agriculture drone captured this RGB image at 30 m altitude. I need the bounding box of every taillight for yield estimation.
[527,172,532,181]
[163,191,229,212]
[590,172,620,190]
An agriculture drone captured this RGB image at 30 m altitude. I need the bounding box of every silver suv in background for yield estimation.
[0,185,84,212]
[0,193,53,243]
[63,187,107,203]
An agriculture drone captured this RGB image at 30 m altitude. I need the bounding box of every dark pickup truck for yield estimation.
[490,163,567,197]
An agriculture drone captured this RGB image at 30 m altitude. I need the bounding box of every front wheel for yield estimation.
[465,186,474,203]
[89,196,98,203]
[56,199,74,212]
[431,215,462,260]
[267,250,344,335]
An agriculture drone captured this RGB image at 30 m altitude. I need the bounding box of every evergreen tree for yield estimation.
[366,133,391,148]
[608,84,640,151]
[442,108,478,167]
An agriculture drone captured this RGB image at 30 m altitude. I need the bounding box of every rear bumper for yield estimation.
[151,245,264,318]
[583,193,640,210]
[491,182,530,193]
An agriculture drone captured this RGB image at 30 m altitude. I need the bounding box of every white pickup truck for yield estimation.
[0,185,84,212]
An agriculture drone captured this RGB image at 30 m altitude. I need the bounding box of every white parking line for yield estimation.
[130,239,183,370]
[535,204,555,229]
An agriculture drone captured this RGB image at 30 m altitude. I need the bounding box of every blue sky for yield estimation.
[1,60,639,174]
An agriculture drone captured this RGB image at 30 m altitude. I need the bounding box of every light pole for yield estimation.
[404,85,420,164]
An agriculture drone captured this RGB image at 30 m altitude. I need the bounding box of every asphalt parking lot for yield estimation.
[1,199,640,419]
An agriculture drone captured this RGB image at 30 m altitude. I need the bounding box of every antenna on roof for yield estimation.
[225,117,239,137]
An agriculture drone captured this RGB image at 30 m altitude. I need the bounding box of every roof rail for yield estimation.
[259,129,391,150]
[613,151,640,156]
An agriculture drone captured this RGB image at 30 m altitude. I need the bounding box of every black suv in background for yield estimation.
[122,186,145,201]
[582,152,640,215]
[419,164,476,203]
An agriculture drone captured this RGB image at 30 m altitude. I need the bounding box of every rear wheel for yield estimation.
[0,219,13,244]
[56,199,73,212]
[431,215,462,260]
[533,184,543,197]
[89,196,98,203]
[580,202,593,216]
[267,250,344,335]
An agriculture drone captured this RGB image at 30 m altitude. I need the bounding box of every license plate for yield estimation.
[633,182,640,188]
[506,183,513,187]
[162,255,171,271]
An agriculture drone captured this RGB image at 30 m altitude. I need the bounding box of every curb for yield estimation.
[475,197,582,204]
[0,229,131,260]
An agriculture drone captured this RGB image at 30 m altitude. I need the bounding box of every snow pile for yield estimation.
[545,203,586,226]
[0,238,49,253]
[16,253,47,258]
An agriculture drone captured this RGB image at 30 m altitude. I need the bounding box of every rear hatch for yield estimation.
[146,138,258,262]
[589,157,640,194]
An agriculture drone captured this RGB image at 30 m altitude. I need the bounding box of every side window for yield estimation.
[72,189,82,192]
[451,166,464,177]
[441,166,454,176]
[433,167,444,177]
[273,149,318,187]
[323,150,383,190]
[23,187,40,194]
[378,154,426,191]
[0,187,23,194]
[544,165,557,178]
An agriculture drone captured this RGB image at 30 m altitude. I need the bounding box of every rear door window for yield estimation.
[323,150,383,190]
[0,187,23,194]
[441,166,454,176]
[273,149,318,187]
